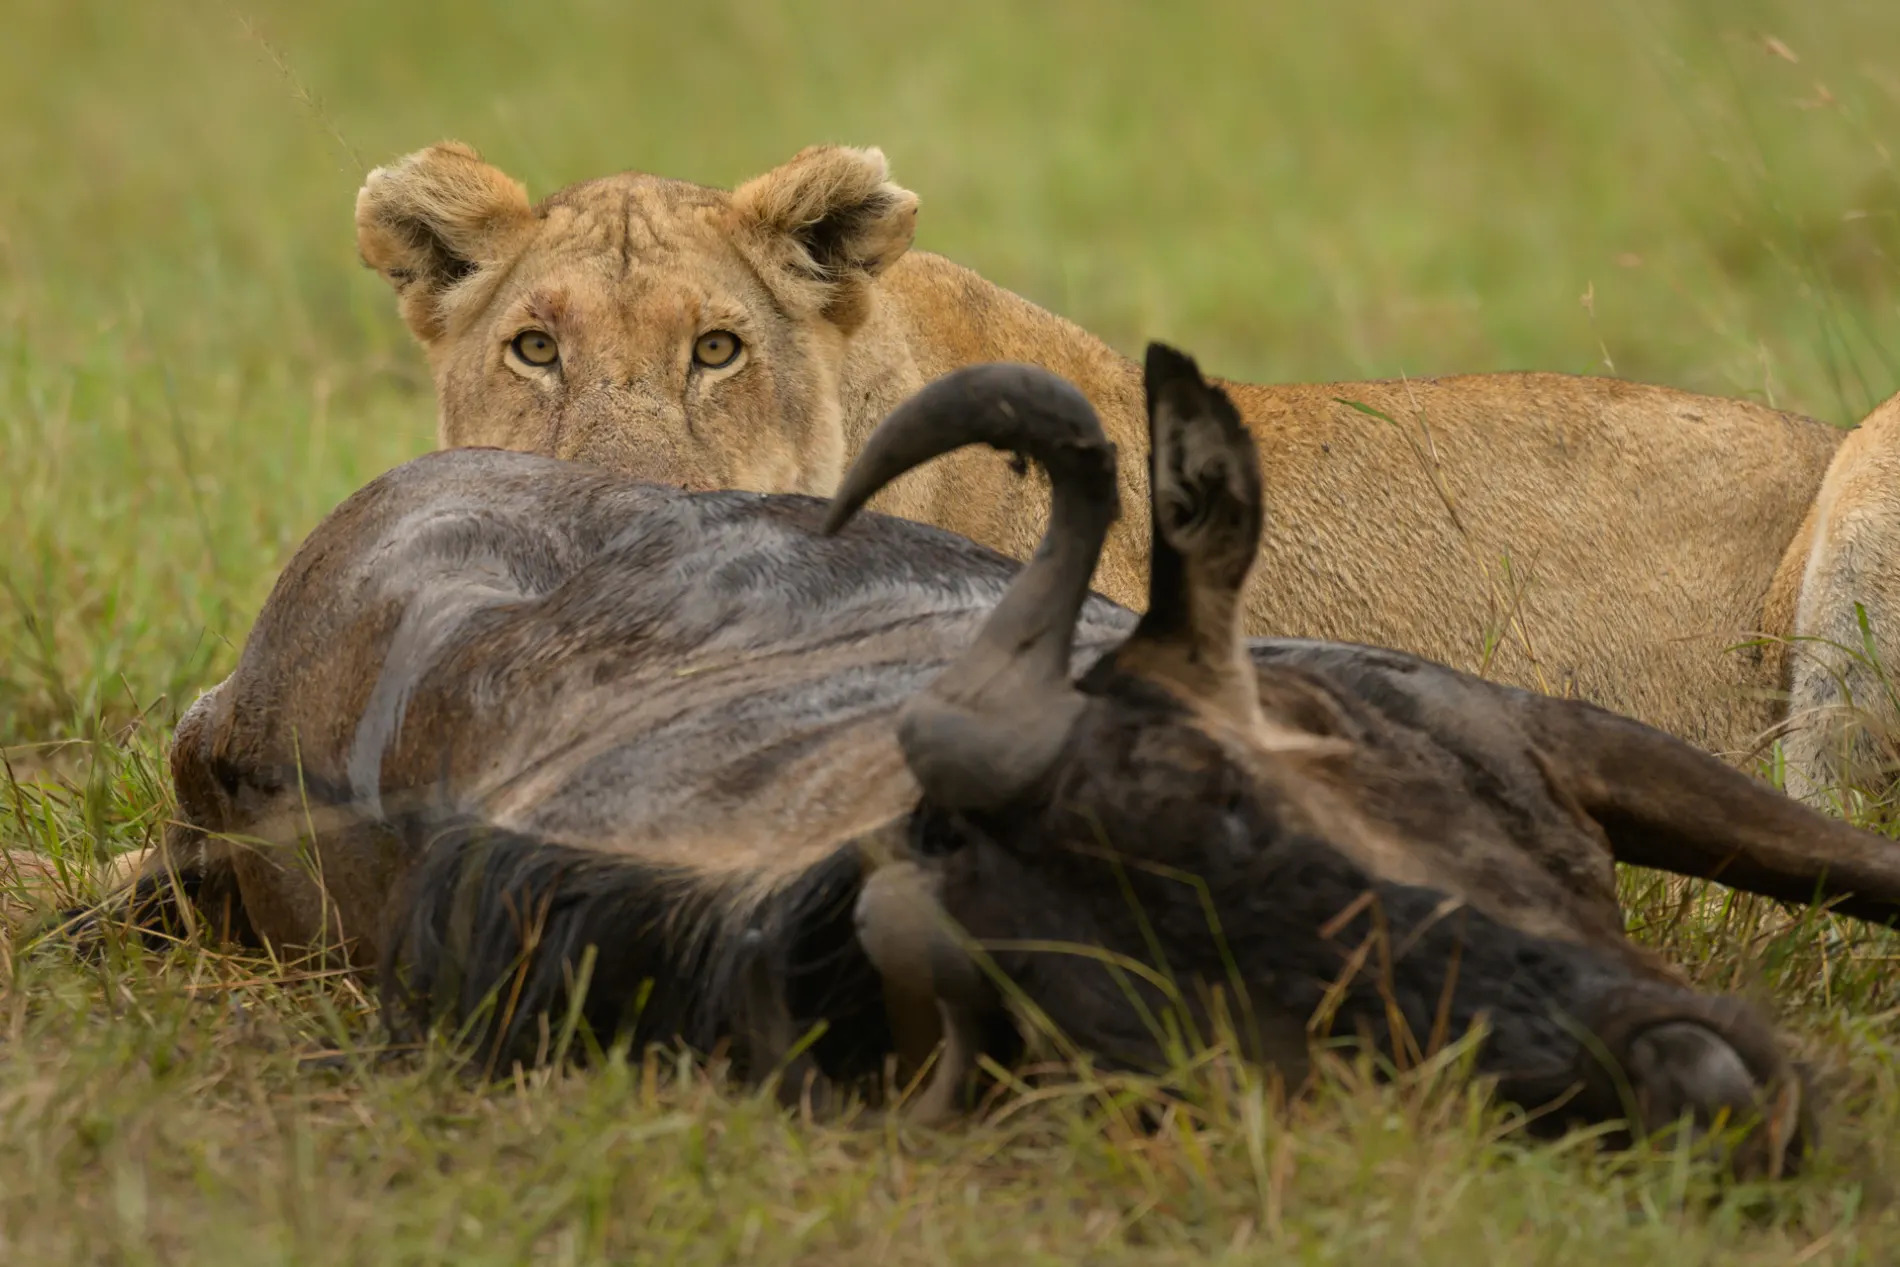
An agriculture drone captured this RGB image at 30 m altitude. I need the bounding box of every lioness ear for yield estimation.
[355,141,535,343]
[731,145,919,331]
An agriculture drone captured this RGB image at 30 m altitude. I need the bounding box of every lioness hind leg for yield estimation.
[1776,392,1900,804]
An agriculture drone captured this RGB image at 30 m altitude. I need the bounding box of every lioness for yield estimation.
[354,141,1900,799]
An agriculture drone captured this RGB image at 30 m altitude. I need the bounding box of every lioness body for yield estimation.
[860,250,1842,753]
[356,142,1894,792]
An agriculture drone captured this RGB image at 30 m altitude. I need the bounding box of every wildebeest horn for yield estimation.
[824,363,1119,809]
[853,859,995,1123]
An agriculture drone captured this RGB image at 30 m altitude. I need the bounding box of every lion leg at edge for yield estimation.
[1776,392,1900,803]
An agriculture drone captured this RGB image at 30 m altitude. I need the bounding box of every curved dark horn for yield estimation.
[854,860,997,1124]
[824,364,1118,809]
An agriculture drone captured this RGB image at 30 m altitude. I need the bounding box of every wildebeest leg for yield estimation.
[52,677,264,949]
[734,928,832,1110]
[1528,696,1900,926]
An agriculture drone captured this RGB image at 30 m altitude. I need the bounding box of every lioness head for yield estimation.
[355,142,918,493]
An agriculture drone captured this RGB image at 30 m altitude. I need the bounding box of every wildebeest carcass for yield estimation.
[95,345,1900,1176]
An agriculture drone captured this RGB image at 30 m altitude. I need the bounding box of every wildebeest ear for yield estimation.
[1113,344,1291,737]
[731,145,919,332]
[1142,343,1264,610]
[355,141,536,343]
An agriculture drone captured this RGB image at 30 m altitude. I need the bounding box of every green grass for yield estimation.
[4,0,1900,1261]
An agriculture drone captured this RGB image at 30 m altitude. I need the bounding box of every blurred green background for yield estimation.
[3,0,1898,744]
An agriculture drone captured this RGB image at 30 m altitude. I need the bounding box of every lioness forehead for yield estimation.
[534,173,734,250]
[481,174,762,339]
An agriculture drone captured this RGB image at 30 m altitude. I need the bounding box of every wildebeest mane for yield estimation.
[378,817,891,1078]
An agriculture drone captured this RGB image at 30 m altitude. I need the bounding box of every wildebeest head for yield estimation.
[825,347,1810,1174]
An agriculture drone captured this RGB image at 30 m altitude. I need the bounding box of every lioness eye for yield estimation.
[511,330,560,368]
[693,330,742,370]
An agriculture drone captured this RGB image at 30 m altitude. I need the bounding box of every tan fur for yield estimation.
[357,142,1899,792]
[3,844,148,933]
[1768,391,1900,798]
